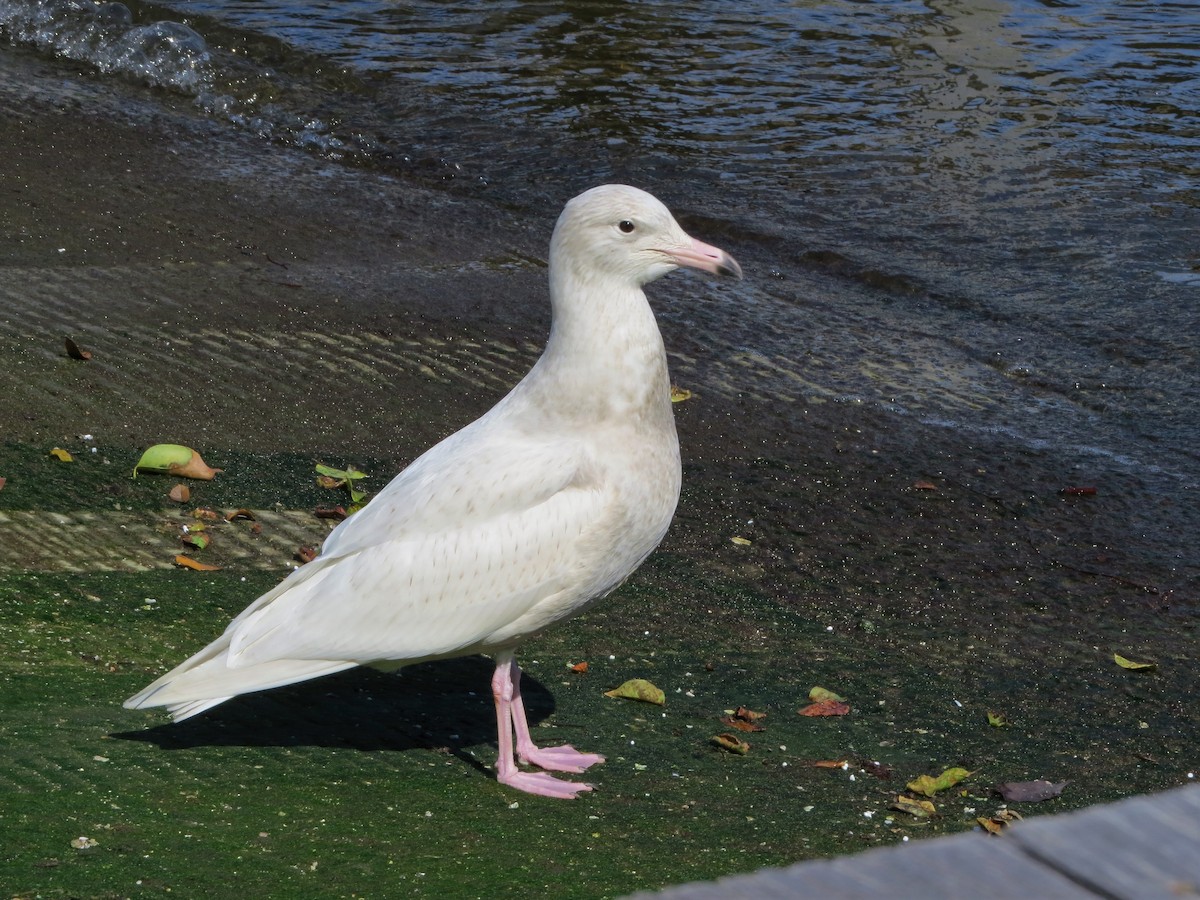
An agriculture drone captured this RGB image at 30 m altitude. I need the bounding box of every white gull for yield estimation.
[124,184,743,799]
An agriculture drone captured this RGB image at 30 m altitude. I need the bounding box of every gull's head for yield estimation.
[550,184,742,289]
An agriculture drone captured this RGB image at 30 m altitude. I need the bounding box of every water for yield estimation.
[2,0,1198,485]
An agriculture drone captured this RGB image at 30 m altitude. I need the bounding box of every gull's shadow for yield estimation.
[112,656,558,777]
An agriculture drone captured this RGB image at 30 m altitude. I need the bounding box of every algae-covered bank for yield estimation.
[1,9,1198,898]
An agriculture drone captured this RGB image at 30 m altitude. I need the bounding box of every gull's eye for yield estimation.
[618,220,636,234]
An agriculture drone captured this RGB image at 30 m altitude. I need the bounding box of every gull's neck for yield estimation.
[512,257,673,428]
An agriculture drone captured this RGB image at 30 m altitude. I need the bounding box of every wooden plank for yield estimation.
[631,785,1200,899]
[1009,784,1200,900]
[635,827,1094,899]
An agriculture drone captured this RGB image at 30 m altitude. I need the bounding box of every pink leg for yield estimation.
[508,658,605,773]
[490,653,601,799]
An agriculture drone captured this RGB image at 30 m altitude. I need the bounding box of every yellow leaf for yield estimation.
[49,447,73,462]
[809,686,846,703]
[670,385,692,403]
[603,678,665,705]
[730,536,752,546]
[891,795,936,818]
[906,767,972,797]
[1114,653,1156,671]
[711,733,750,754]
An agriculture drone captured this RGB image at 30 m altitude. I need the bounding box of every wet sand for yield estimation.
[1,40,1198,885]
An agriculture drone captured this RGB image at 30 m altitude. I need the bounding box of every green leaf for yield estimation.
[906,767,972,797]
[808,686,846,703]
[1114,653,1156,671]
[603,678,665,705]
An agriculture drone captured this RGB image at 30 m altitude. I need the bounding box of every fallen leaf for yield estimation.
[798,699,850,717]
[225,509,256,521]
[987,710,1008,727]
[49,447,73,462]
[913,480,938,491]
[977,816,1004,835]
[993,780,1067,803]
[70,836,98,850]
[569,662,589,674]
[812,759,850,769]
[174,555,220,571]
[809,686,846,703]
[315,463,368,481]
[730,535,752,546]
[710,733,750,754]
[64,338,93,361]
[314,506,348,520]
[0,476,6,491]
[1114,653,1156,671]
[168,484,191,503]
[860,759,894,780]
[720,706,767,732]
[1059,486,1097,496]
[180,532,209,551]
[720,716,764,733]
[604,678,665,705]
[295,545,319,564]
[670,385,692,403]
[316,475,342,489]
[891,795,936,819]
[907,767,972,797]
[133,444,222,480]
[192,507,220,521]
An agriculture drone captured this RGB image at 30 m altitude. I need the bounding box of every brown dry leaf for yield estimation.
[174,555,220,571]
[295,545,319,564]
[225,508,256,521]
[977,816,1004,835]
[812,759,850,769]
[720,716,764,733]
[192,507,220,521]
[169,450,222,480]
[314,506,348,520]
[993,779,1068,803]
[720,706,767,732]
[860,759,894,780]
[49,447,73,462]
[710,733,750,755]
[798,699,851,717]
[913,480,938,491]
[569,662,589,674]
[0,476,6,492]
[316,475,342,489]
[735,706,767,722]
[65,337,93,360]
[169,484,191,503]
